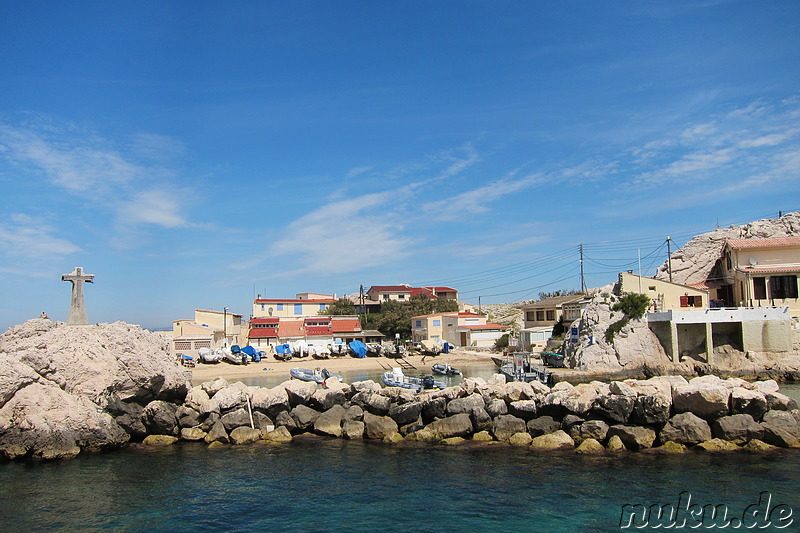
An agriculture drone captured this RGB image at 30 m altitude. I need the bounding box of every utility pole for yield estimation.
[666,237,673,283]
[579,244,587,293]
[478,296,482,314]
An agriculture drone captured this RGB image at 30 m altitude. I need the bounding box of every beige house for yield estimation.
[411,311,508,347]
[252,293,337,318]
[521,295,591,329]
[367,284,458,303]
[717,237,800,316]
[618,272,709,311]
[172,308,243,354]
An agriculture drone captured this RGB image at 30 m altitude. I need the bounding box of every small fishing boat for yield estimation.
[198,347,223,364]
[381,368,446,391]
[241,345,262,363]
[541,352,566,368]
[431,363,461,376]
[310,343,331,359]
[382,342,406,358]
[499,352,551,385]
[420,339,442,356]
[223,346,249,365]
[330,339,348,357]
[366,343,382,357]
[290,367,343,384]
[291,340,310,358]
[274,344,293,361]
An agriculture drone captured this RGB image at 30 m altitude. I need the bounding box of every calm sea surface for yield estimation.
[1,383,798,532]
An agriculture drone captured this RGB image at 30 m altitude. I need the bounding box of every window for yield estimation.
[433,320,441,326]
[319,303,327,311]
[770,275,798,299]
[277,303,284,311]
[294,303,302,315]
[680,295,703,307]
[546,310,555,321]
[415,320,422,327]
[383,294,390,300]
[536,310,545,321]
[398,294,405,299]
[526,311,536,322]
[753,277,767,300]
[261,304,265,311]
[726,252,732,270]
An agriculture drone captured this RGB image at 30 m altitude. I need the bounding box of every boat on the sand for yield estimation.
[198,347,223,363]
[274,344,293,361]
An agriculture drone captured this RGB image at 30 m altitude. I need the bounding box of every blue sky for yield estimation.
[1,1,799,330]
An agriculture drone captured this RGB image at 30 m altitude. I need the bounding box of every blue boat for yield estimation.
[348,340,367,358]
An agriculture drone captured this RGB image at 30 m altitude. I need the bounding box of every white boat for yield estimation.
[290,367,343,384]
[198,347,223,363]
[381,368,446,392]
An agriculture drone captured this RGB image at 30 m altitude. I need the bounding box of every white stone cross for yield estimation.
[62,266,95,325]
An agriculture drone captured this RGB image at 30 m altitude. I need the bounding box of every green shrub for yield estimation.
[605,293,651,343]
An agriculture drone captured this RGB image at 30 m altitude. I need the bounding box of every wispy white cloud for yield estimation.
[0,213,81,258]
[0,118,193,244]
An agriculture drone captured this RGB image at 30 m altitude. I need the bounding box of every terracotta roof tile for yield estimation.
[726,236,800,249]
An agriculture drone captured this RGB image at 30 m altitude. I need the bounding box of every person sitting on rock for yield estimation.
[40,312,49,319]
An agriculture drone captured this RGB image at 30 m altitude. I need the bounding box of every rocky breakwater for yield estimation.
[171,373,799,454]
[0,319,190,460]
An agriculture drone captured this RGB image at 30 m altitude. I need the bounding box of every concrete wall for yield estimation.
[742,320,792,352]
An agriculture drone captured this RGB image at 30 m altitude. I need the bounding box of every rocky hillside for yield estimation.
[480,302,529,330]
[655,211,800,285]
[0,319,190,460]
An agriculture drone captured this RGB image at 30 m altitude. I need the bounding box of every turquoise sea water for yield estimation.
[1,438,798,532]
[1,382,798,532]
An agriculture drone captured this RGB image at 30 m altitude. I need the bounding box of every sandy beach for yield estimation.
[191,349,499,385]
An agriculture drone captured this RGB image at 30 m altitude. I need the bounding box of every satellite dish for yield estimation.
[749,256,758,266]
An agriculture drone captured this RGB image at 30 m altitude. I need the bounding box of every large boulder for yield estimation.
[577,420,609,444]
[363,412,398,440]
[388,402,424,427]
[220,408,252,432]
[470,407,492,433]
[142,400,179,436]
[712,414,763,445]
[491,414,527,442]
[631,394,671,425]
[607,425,656,450]
[508,400,538,421]
[730,388,768,420]
[447,393,485,415]
[314,405,346,438]
[290,405,322,430]
[413,413,474,441]
[672,384,730,419]
[760,410,800,448]
[0,320,190,458]
[485,398,508,418]
[352,392,391,416]
[176,406,202,428]
[659,412,712,445]
[530,430,574,450]
[421,397,447,423]
[343,420,365,440]
[527,416,561,437]
[592,394,634,424]
[251,386,290,417]
[0,382,130,460]
[310,388,347,411]
[282,380,318,406]
[765,392,798,411]
[213,383,250,411]
[229,426,261,445]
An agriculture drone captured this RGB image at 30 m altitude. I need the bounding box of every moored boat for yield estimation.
[348,340,367,358]
[381,368,446,391]
[499,352,551,385]
[290,367,343,384]
[431,363,461,376]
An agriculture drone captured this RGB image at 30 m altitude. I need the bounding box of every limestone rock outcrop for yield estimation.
[0,319,190,460]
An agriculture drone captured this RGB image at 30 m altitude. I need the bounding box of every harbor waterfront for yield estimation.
[0,428,798,532]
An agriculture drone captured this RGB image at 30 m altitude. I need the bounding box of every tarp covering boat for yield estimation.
[348,340,367,358]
